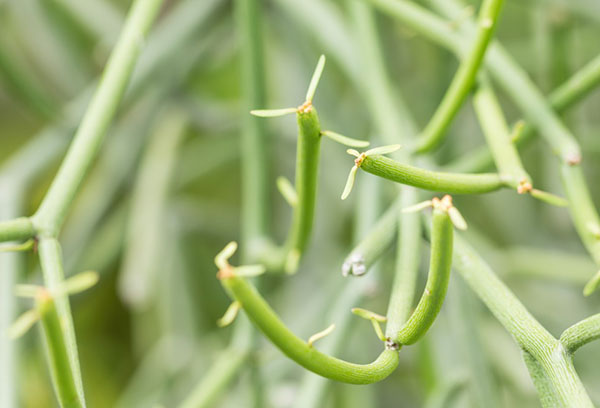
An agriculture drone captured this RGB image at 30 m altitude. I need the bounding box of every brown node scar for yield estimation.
[517,178,533,194]
[217,265,236,280]
[297,100,313,114]
[354,153,367,167]
[566,152,582,166]
[432,195,453,212]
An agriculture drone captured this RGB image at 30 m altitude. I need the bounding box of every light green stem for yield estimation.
[37,294,83,408]
[37,238,85,404]
[414,0,505,153]
[394,209,453,344]
[522,351,561,408]
[32,0,165,236]
[472,78,530,186]
[360,154,504,194]
[220,275,399,384]
[559,314,600,354]
[0,217,35,243]
[449,230,593,407]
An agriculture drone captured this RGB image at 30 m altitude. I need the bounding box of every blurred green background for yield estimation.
[0,0,599,407]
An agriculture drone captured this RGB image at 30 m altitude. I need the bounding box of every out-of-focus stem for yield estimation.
[560,314,600,354]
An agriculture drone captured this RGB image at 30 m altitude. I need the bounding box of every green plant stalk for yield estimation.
[414,0,505,153]
[394,209,453,344]
[522,351,561,408]
[36,293,83,408]
[472,79,530,186]
[559,314,600,354]
[446,52,600,174]
[220,275,399,384]
[178,349,248,408]
[448,230,593,407]
[385,188,422,333]
[32,0,165,236]
[368,0,600,267]
[360,155,504,194]
[37,237,85,403]
[342,195,401,276]
[285,108,322,266]
[0,217,35,243]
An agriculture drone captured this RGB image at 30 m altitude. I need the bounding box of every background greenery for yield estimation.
[0,0,599,406]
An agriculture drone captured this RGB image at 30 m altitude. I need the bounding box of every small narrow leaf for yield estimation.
[510,120,526,143]
[217,301,241,327]
[371,320,386,342]
[448,207,468,230]
[583,270,600,297]
[7,309,39,339]
[56,271,99,297]
[365,144,402,156]
[351,307,387,322]
[321,130,370,148]
[0,239,34,253]
[307,323,335,347]
[402,200,433,213]
[305,55,326,102]
[250,108,297,118]
[341,165,358,200]
[276,176,298,207]
[233,265,266,277]
[346,149,361,158]
[15,285,42,298]
[215,242,238,269]
[530,189,569,207]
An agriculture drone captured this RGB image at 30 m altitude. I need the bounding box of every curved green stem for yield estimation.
[220,275,399,384]
[284,108,322,272]
[414,0,505,153]
[559,314,600,354]
[360,154,504,194]
[32,0,165,236]
[394,208,453,345]
[36,293,83,408]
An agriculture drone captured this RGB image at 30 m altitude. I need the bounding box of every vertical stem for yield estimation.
[38,237,85,405]
[32,0,165,236]
[522,351,561,408]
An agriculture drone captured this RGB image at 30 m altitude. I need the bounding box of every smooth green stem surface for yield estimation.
[37,295,83,408]
[361,155,504,194]
[342,195,401,276]
[385,188,422,335]
[394,209,453,344]
[472,78,530,186]
[38,237,85,404]
[0,217,35,243]
[285,108,322,264]
[414,0,505,153]
[32,0,165,236]
[221,275,399,384]
[178,349,249,408]
[560,314,600,354]
[449,230,593,407]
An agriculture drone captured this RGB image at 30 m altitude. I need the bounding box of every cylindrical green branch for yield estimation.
[32,0,165,236]
[36,293,83,408]
[414,0,505,153]
[284,107,322,272]
[0,216,35,243]
[394,208,453,345]
[360,154,504,194]
[219,274,399,384]
[559,314,600,354]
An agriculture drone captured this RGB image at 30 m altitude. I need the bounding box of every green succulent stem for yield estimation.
[414,0,505,153]
[284,107,322,271]
[36,293,83,408]
[559,314,600,354]
[394,208,453,344]
[219,274,399,384]
[360,154,504,194]
[0,217,35,243]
